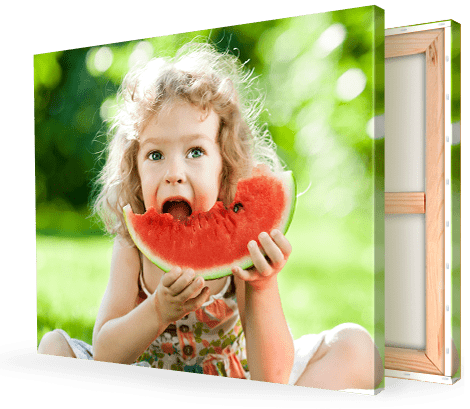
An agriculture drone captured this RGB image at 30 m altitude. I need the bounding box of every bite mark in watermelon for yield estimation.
[123,167,296,280]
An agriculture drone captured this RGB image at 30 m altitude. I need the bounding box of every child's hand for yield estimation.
[152,267,210,326]
[231,229,292,291]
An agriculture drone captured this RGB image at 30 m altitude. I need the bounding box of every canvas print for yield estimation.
[35,5,385,394]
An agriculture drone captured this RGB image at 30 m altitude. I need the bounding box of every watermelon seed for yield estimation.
[233,203,243,213]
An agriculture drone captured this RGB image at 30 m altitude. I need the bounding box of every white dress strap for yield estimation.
[139,268,152,297]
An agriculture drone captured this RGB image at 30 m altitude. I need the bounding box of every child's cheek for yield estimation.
[203,187,222,212]
[199,194,214,212]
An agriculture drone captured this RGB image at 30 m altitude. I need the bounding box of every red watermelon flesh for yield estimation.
[123,168,296,280]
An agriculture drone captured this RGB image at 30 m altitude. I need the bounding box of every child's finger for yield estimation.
[160,267,183,288]
[270,229,292,257]
[183,285,211,312]
[258,232,284,265]
[168,269,196,295]
[231,266,254,281]
[248,240,271,276]
[177,275,206,301]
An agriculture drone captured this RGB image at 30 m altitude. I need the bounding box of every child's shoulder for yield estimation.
[110,235,141,280]
[113,234,139,255]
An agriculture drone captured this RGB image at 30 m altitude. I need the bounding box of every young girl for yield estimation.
[39,43,383,390]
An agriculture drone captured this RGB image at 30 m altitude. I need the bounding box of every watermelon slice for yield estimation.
[123,167,296,280]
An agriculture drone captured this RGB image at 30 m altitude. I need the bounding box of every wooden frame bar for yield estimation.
[385,192,425,214]
[385,28,445,375]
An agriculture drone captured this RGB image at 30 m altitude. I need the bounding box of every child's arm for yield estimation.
[92,236,165,364]
[93,236,209,364]
[232,229,294,384]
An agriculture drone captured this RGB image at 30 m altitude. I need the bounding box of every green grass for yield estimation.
[37,234,113,346]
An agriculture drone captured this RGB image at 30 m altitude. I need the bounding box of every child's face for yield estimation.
[137,102,223,220]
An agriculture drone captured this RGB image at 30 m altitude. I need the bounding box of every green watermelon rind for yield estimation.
[123,170,296,280]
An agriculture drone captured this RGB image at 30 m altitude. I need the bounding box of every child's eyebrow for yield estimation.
[140,134,215,148]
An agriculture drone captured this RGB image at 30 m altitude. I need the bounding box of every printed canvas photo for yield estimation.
[35,5,385,394]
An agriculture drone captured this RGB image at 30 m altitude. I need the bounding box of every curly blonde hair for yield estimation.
[92,42,283,241]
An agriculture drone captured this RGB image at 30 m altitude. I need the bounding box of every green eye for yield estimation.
[149,151,163,161]
[188,147,204,159]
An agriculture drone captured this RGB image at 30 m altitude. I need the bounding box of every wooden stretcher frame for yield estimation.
[384,21,456,383]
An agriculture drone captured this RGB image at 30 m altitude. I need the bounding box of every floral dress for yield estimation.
[135,271,250,379]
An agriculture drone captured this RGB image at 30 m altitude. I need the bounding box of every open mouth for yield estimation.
[162,199,192,221]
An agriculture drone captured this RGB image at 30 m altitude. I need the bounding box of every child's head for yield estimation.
[137,101,223,221]
[93,42,282,241]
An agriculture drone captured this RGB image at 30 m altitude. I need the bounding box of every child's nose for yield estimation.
[165,161,185,184]
[166,174,184,184]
